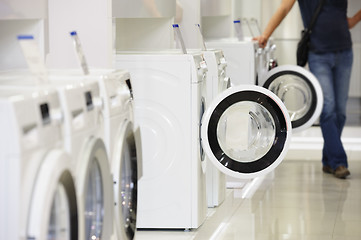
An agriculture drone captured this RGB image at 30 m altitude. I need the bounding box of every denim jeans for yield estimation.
[308,49,353,170]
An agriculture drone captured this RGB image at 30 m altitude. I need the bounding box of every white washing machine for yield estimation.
[0,71,114,240]
[200,49,229,208]
[0,88,78,240]
[80,69,139,240]
[251,40,323,133]
[115,51,293,229]
[259,65,323,132]
[165,48,230,208]
[206,38,259,86]
[264,39,278,71]
[48,68,141,240]
[115,51,208,229]
[206,39,323,133]
[200,84,292,179]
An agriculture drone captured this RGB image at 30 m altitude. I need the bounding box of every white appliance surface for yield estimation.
[200,84,293,180]
[0,71,114,240]
[46,68,140,239]
[0,87,77,240]
[115,51,208,229]
[206,38,323,133]
[87,69,139,240]
[200,49,228,208]
[206,38,258,86]
[260,65,323,133]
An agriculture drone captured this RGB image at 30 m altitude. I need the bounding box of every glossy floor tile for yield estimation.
[134,160,361,240]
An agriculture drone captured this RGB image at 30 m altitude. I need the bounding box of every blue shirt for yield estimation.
[298,0,352,53]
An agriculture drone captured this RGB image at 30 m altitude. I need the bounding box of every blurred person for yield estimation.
[254,0,361,179]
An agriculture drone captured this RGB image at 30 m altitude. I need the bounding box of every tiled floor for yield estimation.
[134,160,361,240]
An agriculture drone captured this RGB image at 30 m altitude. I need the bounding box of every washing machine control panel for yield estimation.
[214,50,230,91]
[192,53,208,83]
[0,87,63,155]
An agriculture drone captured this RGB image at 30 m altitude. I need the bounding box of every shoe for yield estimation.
[333,166,350,179]
[322,165,334,174]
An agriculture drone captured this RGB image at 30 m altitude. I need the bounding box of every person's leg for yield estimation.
[308,52,348,171]
[334,49,353,136]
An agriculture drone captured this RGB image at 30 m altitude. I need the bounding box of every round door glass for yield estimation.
[120,134,137,239]
[203,88,289,176]
[48,184,71,240]
[85,158,104,239]
[217,101,275,162]
[267,74,313,122]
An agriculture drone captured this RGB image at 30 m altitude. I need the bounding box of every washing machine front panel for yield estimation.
[27,150,78,240]
[192,53,208,172]
[90,69,137,240]
[0,87,66,240]
[0,72,114,239]
[190,53,208,226]
[214,50,231,93]
[112,121,138,240]
[261,65,323,132]
[77,137,113,240]
[116,53,207,229]
[202,49,229,207]
[49,69,133,239]
[201,85,292,179]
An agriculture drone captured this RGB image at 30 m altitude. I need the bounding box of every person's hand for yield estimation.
[253,35,268,48]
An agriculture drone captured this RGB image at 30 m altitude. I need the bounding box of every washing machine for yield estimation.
[251,39,323,132]
[0,71,114,240]
[200,49,229,208]
[200,84,292,179]
[115,50,293,229]
[76,69,139,240]
[0,87,78,240]
[88,69,138,240]
[259,65,323,132]
[161,48,230,208]
[206,38,259,86]
[206,38,323,133]
[264,39,278,71]
[115,51,208,229]
[48,68,140,240]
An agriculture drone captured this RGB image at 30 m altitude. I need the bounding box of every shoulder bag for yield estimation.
[297,0,326,66]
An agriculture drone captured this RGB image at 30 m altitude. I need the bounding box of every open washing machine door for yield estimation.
[112,121,138,240]
[260,65,323,132]
[27,150,78,240]
[201,85,292,179]
[77,138,113,240]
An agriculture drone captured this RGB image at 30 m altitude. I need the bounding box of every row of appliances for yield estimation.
[0,32,324,238]
[114,47,310,229]
[112,31,324,229]
[0,69,138,240]
[206,37,323,133]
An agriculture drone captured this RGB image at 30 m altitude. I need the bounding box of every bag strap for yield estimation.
[308,0,326,32]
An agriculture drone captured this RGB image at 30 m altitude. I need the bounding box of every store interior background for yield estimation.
[1,0,361,238]
[2,0,359,158]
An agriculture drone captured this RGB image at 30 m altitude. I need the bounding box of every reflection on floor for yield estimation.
[134,160,361,240]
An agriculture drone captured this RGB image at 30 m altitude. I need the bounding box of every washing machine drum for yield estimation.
[27,150,78,240]
[261,65,323,133]
[201,85,292,179]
